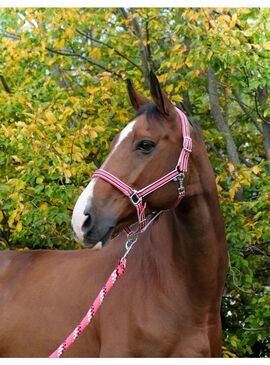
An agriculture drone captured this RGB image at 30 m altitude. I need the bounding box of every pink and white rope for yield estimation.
[49,259,126,358]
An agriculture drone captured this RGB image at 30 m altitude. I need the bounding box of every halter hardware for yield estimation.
[173,172,185,193]
[128,191,142,206]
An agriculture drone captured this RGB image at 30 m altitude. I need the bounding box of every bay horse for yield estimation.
[0,72,228,357]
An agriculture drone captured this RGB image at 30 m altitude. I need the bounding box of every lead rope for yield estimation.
[48,212,161,358]
[49,235,137,358]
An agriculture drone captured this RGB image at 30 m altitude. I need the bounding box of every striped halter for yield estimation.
[92,107,192,236]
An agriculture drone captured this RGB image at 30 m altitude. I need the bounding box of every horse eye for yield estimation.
[136,140,155,153]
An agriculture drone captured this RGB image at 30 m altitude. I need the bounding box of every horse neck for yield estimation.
[138,139,228,306]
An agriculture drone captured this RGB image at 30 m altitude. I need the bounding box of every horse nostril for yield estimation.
[82,212,93,234]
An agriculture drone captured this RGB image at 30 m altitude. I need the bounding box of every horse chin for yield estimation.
[100,227,114,247]
[79,226,114,249]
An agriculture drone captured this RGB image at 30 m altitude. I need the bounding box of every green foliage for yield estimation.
[0,8,269,357]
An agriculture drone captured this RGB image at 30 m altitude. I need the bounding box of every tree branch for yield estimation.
[242,327,270,332]
[0,31,21,40]
[233,92,263,133]
[207,68,241,165]
[255,91,270,126]
[0,75,12,94]
[76,28,143,74]
[119,8,150,86]
[207,67,243,200]
[118,8,137,37]
[145,16,156,71]
[46,47,124,80]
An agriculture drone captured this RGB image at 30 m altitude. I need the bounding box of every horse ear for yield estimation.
[126,79,149,111]
[149,71,174,117]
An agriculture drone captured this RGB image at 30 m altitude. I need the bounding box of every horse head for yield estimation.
[71,72,192,248]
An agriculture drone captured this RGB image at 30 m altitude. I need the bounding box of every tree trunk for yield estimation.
[256,86,270,173]
[207,67,242,200]
[119,8,150,87]
[262,121,270,172]
[207,68,240,165]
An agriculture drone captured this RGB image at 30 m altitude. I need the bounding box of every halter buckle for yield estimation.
[173,172,185,193]
[129,191,142,206]
[183,136,192,153]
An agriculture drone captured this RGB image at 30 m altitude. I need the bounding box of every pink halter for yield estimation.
[92,107,192,235]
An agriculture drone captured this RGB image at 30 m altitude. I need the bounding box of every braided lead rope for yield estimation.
[49,257,127,358]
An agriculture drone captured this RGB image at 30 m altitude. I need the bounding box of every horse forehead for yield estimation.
[114,119,137,148]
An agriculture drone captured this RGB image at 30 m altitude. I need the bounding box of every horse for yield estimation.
[0,71,228,357]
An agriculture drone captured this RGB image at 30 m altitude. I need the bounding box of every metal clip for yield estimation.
[129,191,142,206]
[122,236,138,260]
[173,172,185,193]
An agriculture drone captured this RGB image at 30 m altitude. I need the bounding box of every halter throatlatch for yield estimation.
[92,107,192,235]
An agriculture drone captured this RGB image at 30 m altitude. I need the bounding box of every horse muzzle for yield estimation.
[71,204,116,248]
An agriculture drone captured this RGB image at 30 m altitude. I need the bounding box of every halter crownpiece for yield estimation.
[92,107,192,236]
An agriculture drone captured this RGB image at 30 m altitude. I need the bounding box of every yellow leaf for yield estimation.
[166,84,173,94]
[16,221,22,233]
[171,45,180,52]
[91,48,101,59]
[252,165,261,175]
[185,59,193,68]
[0,211,4,223]
[216,183,222,193]
[66,27,74,39]
[8,210,18,228]
[90,130,98,139]
[15,180,26,191]
[229,182,241,200]
[232,13,238,22]
[158,74,168,83]
[262,41,270,50]
[228,163,235,174]
[73,152,83,162]
[239,170,251,186]
[192,70,200,79]
[171,94,183,103]
[101,93,111,100]
[36,177,44,184]
[65,168,72,178]
[94,126,105,133]
[45,110,56,124]
[55,38,65,49]
[40,202,48,210]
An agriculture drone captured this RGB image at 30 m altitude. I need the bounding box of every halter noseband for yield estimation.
[92,107,192,236]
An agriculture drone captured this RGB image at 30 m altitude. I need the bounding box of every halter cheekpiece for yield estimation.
[92,107,192,236]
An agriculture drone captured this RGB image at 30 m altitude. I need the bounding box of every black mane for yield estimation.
[135,103,203,141]
[135,103,163,121]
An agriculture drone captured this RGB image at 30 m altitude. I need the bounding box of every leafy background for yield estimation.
[0,8,269,357]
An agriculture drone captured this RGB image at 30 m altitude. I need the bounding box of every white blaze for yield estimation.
[102,119,136,168]
[71,120,136,243]
[71,179,97,243]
